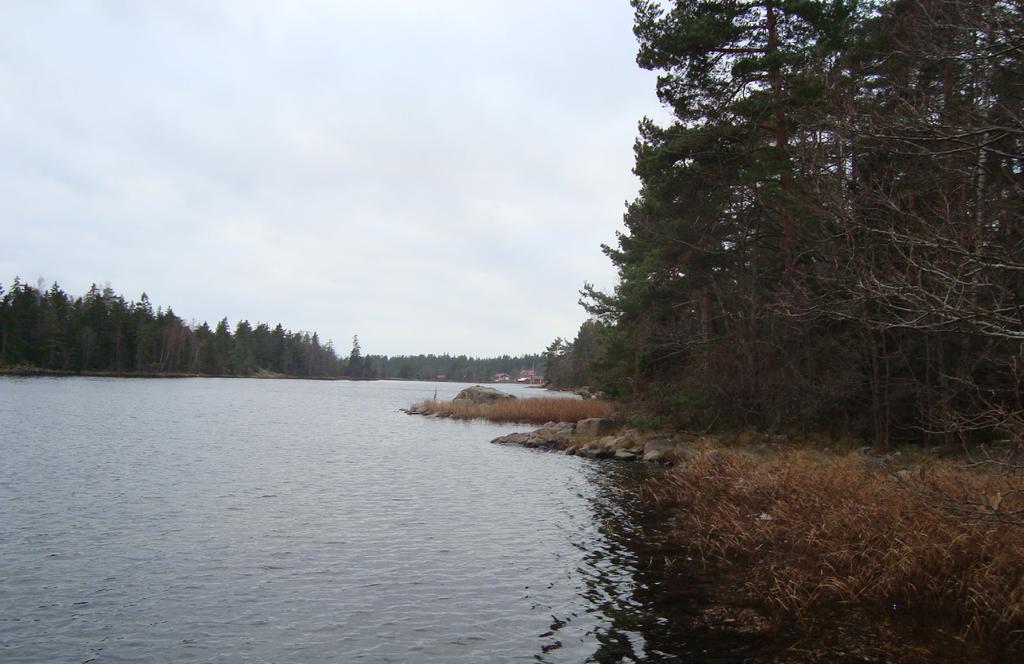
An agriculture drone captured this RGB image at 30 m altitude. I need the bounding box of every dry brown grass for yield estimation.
[412,397,615,424]
[645,448,1024,652]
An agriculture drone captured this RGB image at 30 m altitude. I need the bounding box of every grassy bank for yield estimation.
[411,397,615,424]
[644,446,1024,656]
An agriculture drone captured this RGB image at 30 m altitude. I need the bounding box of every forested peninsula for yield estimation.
[511,1,1023,656]
[542,0,1023,452]
[0,278,542,381]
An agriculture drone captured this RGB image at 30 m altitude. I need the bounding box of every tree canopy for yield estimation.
[0,278,546,382]
[557,0,1023,448]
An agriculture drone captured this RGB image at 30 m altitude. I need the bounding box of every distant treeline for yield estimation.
[0,278,348,377]
[360,354,544,383]
[0,278,544,382]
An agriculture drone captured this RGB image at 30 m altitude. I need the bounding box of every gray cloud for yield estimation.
[0,0,666,356]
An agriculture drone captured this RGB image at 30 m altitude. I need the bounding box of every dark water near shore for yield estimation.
[0,377,753,663]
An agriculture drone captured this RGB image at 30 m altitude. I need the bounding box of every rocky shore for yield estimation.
[491,417,696,464]
[404,395,1017,659]
[496,419,1019,661]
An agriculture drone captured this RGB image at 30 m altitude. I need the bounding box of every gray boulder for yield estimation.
[537,421,576,437]
[576,417,617,437]
[642,449,667,463]
[453,385,516,404]
[491,432,535,446]
[577,440,614,458]
[605,429,640,449]
[641,436,675,463]
[491,421,574,450]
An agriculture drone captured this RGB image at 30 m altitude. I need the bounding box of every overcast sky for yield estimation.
[0,1,665,357]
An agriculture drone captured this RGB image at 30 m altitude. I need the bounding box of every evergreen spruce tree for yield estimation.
[347,335,363,379]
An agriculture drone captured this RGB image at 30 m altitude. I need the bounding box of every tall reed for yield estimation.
[644,449,1024,652]
[412,397,615,424]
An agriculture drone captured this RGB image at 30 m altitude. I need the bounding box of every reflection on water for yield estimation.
[555,463,768,663]
[0,377,759,663]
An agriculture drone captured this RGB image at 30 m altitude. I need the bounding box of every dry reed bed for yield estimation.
[412,397,615,424]
[644,449,1024,651]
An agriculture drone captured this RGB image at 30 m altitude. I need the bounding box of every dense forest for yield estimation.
[362,354,544,383]
[0,278,544,382]
[0,278,347,377]
[546,0,1023,449]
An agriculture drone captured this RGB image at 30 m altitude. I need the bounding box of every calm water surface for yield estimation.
[0,377,721,663]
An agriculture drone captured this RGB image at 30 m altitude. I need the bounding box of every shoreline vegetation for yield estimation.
[405,395,615,425]
[514,420,1024,659]
[405,391,1024,659]
[644,444,1024,660]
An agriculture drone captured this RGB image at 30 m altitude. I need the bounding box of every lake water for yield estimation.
[1,377,745,663]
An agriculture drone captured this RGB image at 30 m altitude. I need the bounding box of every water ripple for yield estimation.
[0,377,732,662]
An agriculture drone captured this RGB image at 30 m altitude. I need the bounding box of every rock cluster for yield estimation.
[492,421,695,465]
[488,421,575,450]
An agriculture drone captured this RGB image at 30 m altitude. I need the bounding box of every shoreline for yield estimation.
[403,391,616,426]
[0,366,358,381]
[485,419,1020,661]
[0,367,535,383]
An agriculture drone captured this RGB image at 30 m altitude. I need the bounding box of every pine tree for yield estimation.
[347,335,363,379]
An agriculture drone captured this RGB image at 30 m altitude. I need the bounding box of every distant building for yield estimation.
[434,373,447,381]
[516,367,544,384]
[493,372,511,382]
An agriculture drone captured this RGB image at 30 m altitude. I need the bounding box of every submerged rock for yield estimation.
[453,385,516,403]
[491,432,536,446]
[575,440,610,458]
[491,421,575,450]
[492,421,695,466]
